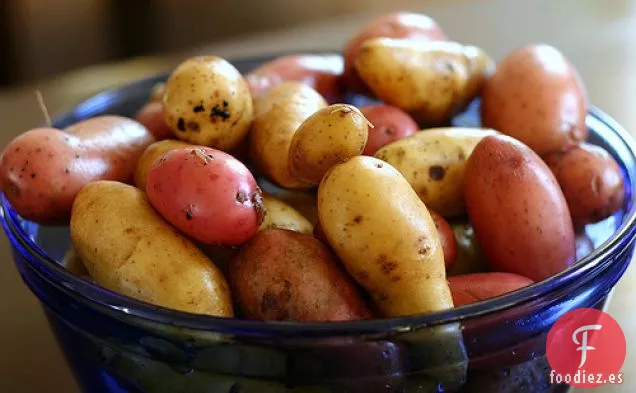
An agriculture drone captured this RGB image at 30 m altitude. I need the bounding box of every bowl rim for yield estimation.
[3,72,636,338]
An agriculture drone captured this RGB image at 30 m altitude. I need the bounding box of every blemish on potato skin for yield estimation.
[429,165,445,180]
[177,117,186,131]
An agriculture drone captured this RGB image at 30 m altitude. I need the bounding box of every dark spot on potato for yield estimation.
[210,105,230,121]
[193,104,205,113]
[429,165,445,181]
[353,215,363,223]
[223,100,229,107]
[186,121,200,132]
[20,160,29,172]
[458,151,466,160]
[35,147,42,153]
[14,147,20,152]
[184,205,194,220]
[30,173,36,179]
[418,246,430,255]
[47,153,54,158]
[235,191,248,203]
[124,227,135,234]
[260,280,292,319]
[177,117,186,131]
[375,163,383,169]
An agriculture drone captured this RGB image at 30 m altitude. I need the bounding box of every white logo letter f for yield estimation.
[572,324,603,368]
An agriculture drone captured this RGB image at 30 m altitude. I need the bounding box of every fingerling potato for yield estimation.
[464,135,576,281]
[481,44,588,155]
[355,39,494,127]
[70,181,233,316]
[260,194,313,234]
[0,116,155,224]
[249,81,327,189]
[374,127,498,217]
[245,54,344,103]
[318,156,452,316]
[343,12,447,93]
[229,228,372,321]
[543,143,624,228]
[134,139,190,190]
[163,56,253,150]
[289,104,370,184]
[360,104,418,155]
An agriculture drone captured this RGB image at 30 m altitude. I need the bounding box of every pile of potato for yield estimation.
[0,12,625,322]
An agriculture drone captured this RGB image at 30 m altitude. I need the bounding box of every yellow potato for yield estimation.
[249,81,327,189]
[163,56,253,150]
[134,139,190,190]
[260,194,313,234]
[70,180,233,317]
[289,104,370,184]
[355,38,494,126]
[374,127,498,217]
[317,156,452,317]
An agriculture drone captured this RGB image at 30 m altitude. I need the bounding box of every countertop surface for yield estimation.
[1,0,636,392]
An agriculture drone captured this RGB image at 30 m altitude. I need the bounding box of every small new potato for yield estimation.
[374,127,498,217]
[318,155,453,317]
[449,273,534,307]
[0,116,155,224]
[360,104,418,155]
[163,56,253,150]
[355,39,494,127]
[147,147,264,245]
[481,44,588,155]
[134,139,190,190]
[229,228,373,321]
[342,12,447,93]
[70,181,233,317]
[289,104,370,185]
[258,177,319,225]
[260,194,313,234]
[464,135,576,281]
[245,54,344,103]
[543,143,624,228]
[249,81,327,189]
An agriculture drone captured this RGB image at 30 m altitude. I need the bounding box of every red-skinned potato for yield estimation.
[229,228,373,321]
[134,102,173,140]
[0,116,155,224]
[245,54,344,103]
[429,210,458,271]
[343,12,447,93]
[146,147,264,245]
[464,135,576,281]
[449,273,534,307]
[360,104,418,155]
[543,143,624,228]
[481,44,588,155]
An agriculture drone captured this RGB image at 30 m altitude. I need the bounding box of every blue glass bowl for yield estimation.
[2,54,636,393]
